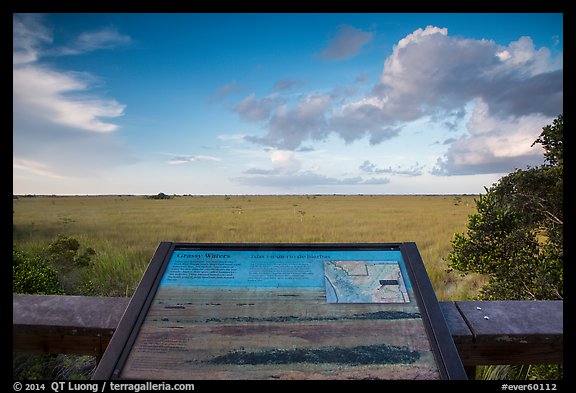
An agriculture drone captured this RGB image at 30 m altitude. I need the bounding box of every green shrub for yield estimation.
[13,249,63,295]
[13,235,97,296]
[47,234,95,267]
[44,234,96,294]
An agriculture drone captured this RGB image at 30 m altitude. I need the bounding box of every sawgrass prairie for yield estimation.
[12,194,486,300]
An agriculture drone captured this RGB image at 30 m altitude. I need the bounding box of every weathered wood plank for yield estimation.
[454,301,563,365]
[13,295,130,358]
[13,295,563,367]
[13,294,130,331]
[456,301,563,341]
[438,301,473,344]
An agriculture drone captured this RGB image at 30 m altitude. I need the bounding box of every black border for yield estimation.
[93,242,467,380]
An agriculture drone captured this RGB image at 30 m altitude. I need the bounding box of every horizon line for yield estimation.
[13,192,482,197]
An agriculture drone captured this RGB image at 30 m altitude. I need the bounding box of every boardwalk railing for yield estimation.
[13,294,562,376]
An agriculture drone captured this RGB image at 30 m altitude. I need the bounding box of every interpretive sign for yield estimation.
[94,242,466,380]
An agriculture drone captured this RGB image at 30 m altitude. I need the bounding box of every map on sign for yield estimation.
[324,261,410,303]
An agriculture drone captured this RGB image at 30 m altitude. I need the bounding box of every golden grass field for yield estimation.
[12,194,486,300]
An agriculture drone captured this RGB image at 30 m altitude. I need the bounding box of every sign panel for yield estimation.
[94,243,466,380]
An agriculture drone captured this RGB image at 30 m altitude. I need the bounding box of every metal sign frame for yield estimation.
[93,242,466,380]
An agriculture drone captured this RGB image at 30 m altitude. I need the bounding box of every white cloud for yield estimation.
[13,65,125,133]
[167,155,222,164]
[360,160,424,177]
[317,25,373,60]
[13,15,128,133]
[496,50,511,61]
[245,93,332,150]
[382,25,448,87]
[433,99,548,175]
[13,158,66,179]
[13,14,134,181]
[333,27,561,150]
[209,80,244,103]
[13,67,124,133]
[377,27,561,120]
[234,93,285,122]
[330,98,402,145]
[494,36,559,75]
[63,27,132,54]
[273,79,304,91]
[242,149,301,176]
[13,14,52,65]
[217,134,247,142]
[13,15,131,63]
[271,150,301,173]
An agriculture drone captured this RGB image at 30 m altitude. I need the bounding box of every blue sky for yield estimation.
[13,13,563,195]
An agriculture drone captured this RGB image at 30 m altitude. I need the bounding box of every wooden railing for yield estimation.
[13,294,563,378]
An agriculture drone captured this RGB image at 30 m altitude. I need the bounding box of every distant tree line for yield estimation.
[145,192,173,200]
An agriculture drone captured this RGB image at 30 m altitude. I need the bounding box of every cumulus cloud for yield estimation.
[235,25,562,176]
[242,150,301,176]
[234,93,285,122]
[244,94,331,150]
[317,25,373,60]
[432,99,548,175]
[375,26,562,122]
[270,150,301,173]
[399,27,558,117]
[330,100,403,145]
